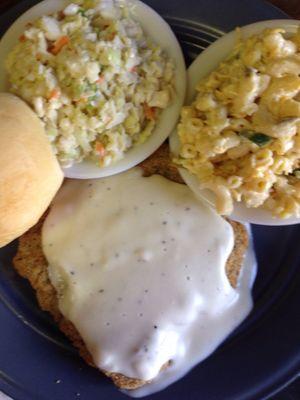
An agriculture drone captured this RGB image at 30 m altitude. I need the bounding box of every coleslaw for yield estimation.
[6,0,174,168]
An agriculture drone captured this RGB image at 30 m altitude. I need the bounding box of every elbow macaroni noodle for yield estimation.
[176,28,300,219]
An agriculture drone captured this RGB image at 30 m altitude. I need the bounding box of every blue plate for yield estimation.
[1,1,300,400]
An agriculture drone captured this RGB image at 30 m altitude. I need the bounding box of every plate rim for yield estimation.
[1,1,299,400]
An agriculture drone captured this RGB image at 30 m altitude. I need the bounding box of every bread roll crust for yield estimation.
[0,93,63,248]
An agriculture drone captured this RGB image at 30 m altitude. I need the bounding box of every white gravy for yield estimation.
[42,168,256,396]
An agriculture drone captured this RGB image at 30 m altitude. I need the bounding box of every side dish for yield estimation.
[6,0,174,168]
[176,28,300,219]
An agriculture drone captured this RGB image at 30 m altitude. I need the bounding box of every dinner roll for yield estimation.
[0,93,63,248]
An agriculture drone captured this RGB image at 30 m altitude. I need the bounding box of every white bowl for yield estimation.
[0,0,186,179]
[170,19,300,226]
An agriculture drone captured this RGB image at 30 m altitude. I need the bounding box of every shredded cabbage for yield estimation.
[6,0,174,168]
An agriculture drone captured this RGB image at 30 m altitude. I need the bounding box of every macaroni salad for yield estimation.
[176,28,300,219]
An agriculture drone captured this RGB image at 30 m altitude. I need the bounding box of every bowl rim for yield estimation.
[0,0,186,179]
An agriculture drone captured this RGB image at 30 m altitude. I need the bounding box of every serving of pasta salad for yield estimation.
[6,0,174,168]
[176,28,300,219]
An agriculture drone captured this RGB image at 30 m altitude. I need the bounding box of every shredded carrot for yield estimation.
[95,141,106,158]
[50,36,70,55]
[143,104,156,120]
[96,75,104,84]
[49,88,61,100]
[19,34,26,42]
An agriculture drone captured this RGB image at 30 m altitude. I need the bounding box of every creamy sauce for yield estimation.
[42,168,256,396]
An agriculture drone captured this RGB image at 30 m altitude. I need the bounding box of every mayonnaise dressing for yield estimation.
[42,168,256,396]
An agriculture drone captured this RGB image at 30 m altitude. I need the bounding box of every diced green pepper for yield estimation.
[107,49,121,66]
[240,130,272,147]
[89,94,98,102]
[74,84,85,97]
[86,104,95,113]
[78,8,87,17]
